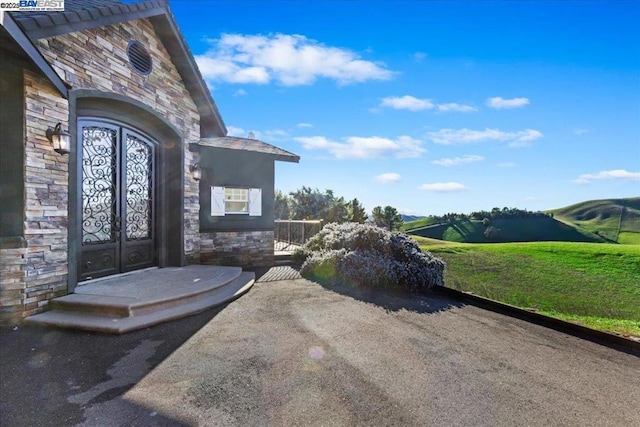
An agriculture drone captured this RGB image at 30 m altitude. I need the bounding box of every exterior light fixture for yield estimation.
[45,122,71,155]
[190,162,202,181]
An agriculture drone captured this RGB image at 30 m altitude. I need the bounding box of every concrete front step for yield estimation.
[49,266,244,317]
[25,266,255,334]
[274,253,297,266]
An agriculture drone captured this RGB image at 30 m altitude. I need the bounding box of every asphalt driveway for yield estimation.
[2,276,639,426]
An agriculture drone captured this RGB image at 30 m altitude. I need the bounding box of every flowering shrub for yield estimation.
[296,222,445,291]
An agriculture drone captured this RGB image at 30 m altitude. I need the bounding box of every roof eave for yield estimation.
[192,140,300,164]
[18,0,167,40]
[150,9,226,137]
[1,11,69,98]
[271,153,300,163]
[209,146,300,163]
[15,1,168,40]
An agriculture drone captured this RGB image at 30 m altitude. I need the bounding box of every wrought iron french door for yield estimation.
[78,119,156,281]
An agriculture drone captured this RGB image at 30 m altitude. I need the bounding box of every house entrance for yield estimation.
[78,119,157,281]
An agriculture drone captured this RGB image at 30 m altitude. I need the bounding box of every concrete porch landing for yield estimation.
[25,266,255,334]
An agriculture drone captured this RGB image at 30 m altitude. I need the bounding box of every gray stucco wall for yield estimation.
[199,147,275,232]
[0,52,25,238]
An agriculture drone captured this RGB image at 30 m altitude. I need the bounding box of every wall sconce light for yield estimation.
[190,162,202,181]
[45,122,71,155]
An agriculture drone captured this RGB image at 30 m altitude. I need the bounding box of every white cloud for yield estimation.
[431,155,484,167]
[197,56,270,84]
[572,169,640,184]
[498,162,517,168]
[375,172,402,183]
[263,129,289,140]
[516,129,543,141]
[380,95,434,111]
[574,128,590,135]
[508,129,543,147]
[295,135,425,159]
[232,88,247,96]
[413,52,427,62]
[297,122,313,128]
[225,126,288,141]
[486,96,530,109]
[436,103,477,113]
[428,128,543,147]
[419,182,468,192]
[196,33,394,86]
[226,125,247,137]
[380,96,476,113]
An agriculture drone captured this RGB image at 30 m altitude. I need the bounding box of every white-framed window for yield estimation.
[225,188,249,213]
[211,186,262,217]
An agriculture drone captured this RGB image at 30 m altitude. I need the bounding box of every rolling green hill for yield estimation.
[400,214,425,223]
[547,197,640,244]
[401,216,442,231]
[406,217,605,244]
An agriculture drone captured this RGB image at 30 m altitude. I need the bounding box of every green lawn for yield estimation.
[414,237,640,337]
[618,232,640,245]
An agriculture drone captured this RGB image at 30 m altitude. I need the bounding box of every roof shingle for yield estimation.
[197,137,300,163]
[11,1,171,40]
[12,0,126,27]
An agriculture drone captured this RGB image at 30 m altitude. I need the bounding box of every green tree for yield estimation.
[372,205,403,231]
[347,198,368,223]
[289,186,327,219]
[274,190,291,219]
[289,186,348,222]
[324,196,349,223]
[484,226,501,240]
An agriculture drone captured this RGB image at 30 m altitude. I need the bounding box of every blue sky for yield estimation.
[169,0,639,216]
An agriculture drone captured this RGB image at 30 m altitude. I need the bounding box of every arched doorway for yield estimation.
[68,90,186,290]
[77,118,157,280]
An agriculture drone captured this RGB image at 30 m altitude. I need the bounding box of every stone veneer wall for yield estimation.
[0,18,205,324]
[35,18,203,264]
[200,231,275,268]
[0,71,70,324]
[0,240,29,324]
